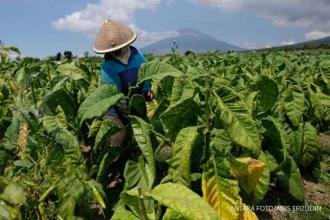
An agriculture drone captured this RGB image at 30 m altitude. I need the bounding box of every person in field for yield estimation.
[93,19,153,148]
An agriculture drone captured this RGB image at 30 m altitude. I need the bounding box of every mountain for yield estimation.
[140,28,243,55]
[264,36,330,51]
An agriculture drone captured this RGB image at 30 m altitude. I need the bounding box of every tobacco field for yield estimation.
[0,45,330,219]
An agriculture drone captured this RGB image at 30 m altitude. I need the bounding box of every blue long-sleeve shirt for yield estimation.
[100,46,150,116]
[101,46,150,95]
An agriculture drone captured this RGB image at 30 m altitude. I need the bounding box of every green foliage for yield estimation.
[150,183,220,220]
[78,84,123,124]
[0,46,329,219]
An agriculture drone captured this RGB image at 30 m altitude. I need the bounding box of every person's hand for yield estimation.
[143,91,154,102]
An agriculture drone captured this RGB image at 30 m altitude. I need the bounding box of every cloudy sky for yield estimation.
[1,0,330,57]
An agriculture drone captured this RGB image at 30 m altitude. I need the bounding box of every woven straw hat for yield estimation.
[93,19,137,53]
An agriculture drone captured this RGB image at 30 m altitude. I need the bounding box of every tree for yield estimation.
[56,52,62,61]
[64,51,73,61]
[84,51,89,57]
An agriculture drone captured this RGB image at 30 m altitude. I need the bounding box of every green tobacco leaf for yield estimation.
[298,122,320,167]
[88,118,102,138]
[209,129,232,155]
[129,94,147,119]
[202,155,243,220]
[150,183,220,220]
[160,98,200,142]
[170,77,195,104]
[57,62,85,80]
[309,89,330,121]
[43,113,82,164]
[130,116,155,188]
[0,183,26,205]
[78,85,123,124]
[262,117,290,162]
[283,88,305,127]
[256,75,279,113]
[245,91,258,115]
[168,126,201,186]
[96,148,122,182]
[276,156,305,202]
[94,119,119,152]
[43,87,76,117]
[0,202,22,220]
[111,205,139,220]
[138,61,183,84]
[163,209,186,220]
[124,159,152,190]
[2,116,20,150]
[214,93,261,156]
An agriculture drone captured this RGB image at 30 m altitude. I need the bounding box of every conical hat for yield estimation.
[93,19,136,53]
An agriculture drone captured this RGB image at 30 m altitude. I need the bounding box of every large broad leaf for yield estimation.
[124,159,152,191]
[43,87,76,117]
[160,98,200,142]
[150,183,220,220]
[245,92,258,116]
[214,93,261,156]
[57,62,85,80]
[129,94,147,120]
[0,183,26,205]
[167,126,201,186]
[283,87,305,127]
[130,116,155,188]
[276,156,305,202]
[298,122,320,167]
[111,205,139,220]
[94,119,119,152]
[256,75,278,113]
[309,89,330,121]
[230,157,265,194]
[138,61,183,84]
[43,112,82,164]
[202,155,253,220]
[170,77,195,104]
[209,129,232,155]
[78,85,123,124]
[2,116,20,150]
[163,209,186,220]
[0,201,22,220]
[262,117,290,161]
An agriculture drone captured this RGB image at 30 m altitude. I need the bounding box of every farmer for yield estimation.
[93,19,153,148]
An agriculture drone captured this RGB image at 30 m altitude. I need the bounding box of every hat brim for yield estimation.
[93,33,137,54]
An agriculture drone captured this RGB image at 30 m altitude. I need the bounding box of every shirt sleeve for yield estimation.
[101,64,116,85]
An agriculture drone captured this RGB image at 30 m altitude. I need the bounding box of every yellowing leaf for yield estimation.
[238,204,258,220]
[150,183,220,220]
[202,157,242,220]
[146,99,159,119]
[230,157,265,193]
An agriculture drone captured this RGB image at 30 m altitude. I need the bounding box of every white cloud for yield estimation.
[52,0,177,47]
[192,0,330,40]
[305,31,330,40]
[281,41,295,46]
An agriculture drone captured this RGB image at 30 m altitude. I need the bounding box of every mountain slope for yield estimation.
[140,28,243,55]
[266,36,330,51]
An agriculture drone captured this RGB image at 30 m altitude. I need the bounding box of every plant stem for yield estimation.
[30,81,38,109]
[138,187,149,220]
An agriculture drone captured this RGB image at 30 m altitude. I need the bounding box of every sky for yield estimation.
[1,0,330,57]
